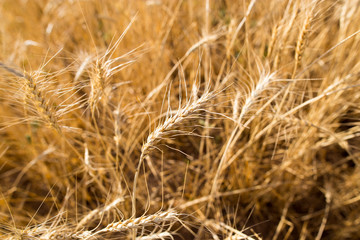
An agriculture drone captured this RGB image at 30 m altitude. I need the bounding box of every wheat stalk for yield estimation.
[267,24,278,58]
[141,89,214,157]
[209,69,276,206]
[273,0,300,69]
[88,17,138,115]
[88,56,135,115]
[132,85,217,216]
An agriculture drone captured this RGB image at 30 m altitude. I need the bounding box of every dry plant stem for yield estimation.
[226,0,257,59]
[273,0,299,69]
[285,5,315,117]
[200,74,278,239]
[200,0,211,178]
[315,189,331,240]
[145,34,219,102]
[1,66,111,196]
[214,0,257,83]
[12,147,55,188]
[159,1,183,52]
[272,194,294,240]
[267,24,278,58]
[0,62,24,78]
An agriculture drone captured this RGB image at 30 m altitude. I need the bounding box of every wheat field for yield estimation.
[0,0,360,239]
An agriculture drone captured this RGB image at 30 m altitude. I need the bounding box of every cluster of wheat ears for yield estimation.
[0,0,360,239]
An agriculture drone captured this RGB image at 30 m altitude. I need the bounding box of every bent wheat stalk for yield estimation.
[209,69,276,205]
[132,85,216,217]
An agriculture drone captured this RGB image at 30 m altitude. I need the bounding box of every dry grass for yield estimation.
[1,0,360,239]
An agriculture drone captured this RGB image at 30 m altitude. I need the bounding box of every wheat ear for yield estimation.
[97,210,178,234]
[23,72,61,132]
[132,86,215,217]
[88,59,106,115]
[0,62,61,132]
[292,9,314,78]
[136,231,173,240]
[237,70,275,124]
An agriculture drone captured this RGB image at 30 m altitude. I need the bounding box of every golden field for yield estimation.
[0,0,360,239]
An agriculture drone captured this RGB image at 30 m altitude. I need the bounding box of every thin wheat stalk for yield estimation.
[315,186,332,240]
[208,69,276,211]
[145,33,221,102]
[273,0,300,69]
[227,0,257,58]
[267,24,278,58]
